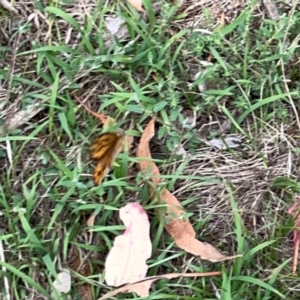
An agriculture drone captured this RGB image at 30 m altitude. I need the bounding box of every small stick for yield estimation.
[72,91,107,124]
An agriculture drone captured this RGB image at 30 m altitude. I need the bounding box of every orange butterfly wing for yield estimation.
[91,133,125,185]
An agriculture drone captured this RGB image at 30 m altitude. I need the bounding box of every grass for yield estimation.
[1,0,300,299]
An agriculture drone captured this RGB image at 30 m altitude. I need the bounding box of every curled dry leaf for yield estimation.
[99,271,221,299]
[104,203,152,286]
[136,119,240,262]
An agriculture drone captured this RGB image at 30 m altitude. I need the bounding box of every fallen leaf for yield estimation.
[103,15,129,48]
[105,16,124,35]
[136,119,240,262]
[51,268,71,296]
[288,196,300,275]
[127,0,145,13]
[104,203,152,286]
[208,135,242,149]
[98,271,221,299]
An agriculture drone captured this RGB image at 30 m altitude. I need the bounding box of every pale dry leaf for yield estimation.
[208,135,242,149]
[99,271,221,299]
[136,119,240,262]
[103,20,129,48]
[127,0,145,13]
[104,203,152,286]
[51,268,71,296]
[105,16,124,35]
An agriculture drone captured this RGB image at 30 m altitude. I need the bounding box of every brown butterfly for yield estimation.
[90,132,125,185]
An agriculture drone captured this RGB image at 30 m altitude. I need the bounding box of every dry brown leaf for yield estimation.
[104,203,152,286]
[136,119,240,262]
[105,16,124,35]
[99,271,221,299]
[127,0,145,13]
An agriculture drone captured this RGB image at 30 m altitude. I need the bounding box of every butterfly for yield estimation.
[90,132,125,185]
